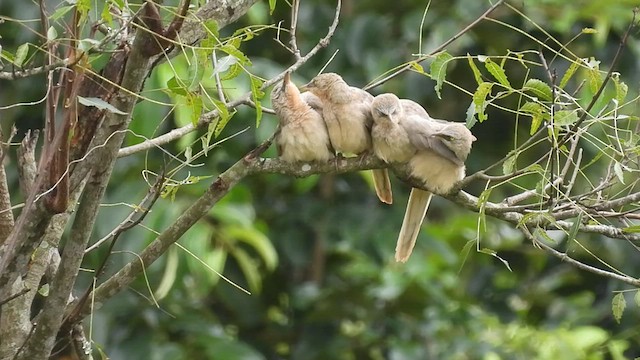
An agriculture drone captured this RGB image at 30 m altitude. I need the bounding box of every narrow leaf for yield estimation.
[212,99,232,137]
[465,101,476,128]
[484,58,511,88]
[622,225,640,233]
[269,0,277,15]
[250,76,265,127]
[472,82,493,122]
[233,248,261,293]
[429,51,453,99]
[77,96,128,115]
[560,60,580,89]
[185,94,203,126]
[411,61,425,74]
[567,212,583,242]
[467,54,483,85]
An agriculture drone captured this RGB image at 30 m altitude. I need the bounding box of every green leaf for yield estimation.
[154,246,179,300]
[51,5,74,21]
[465,101,476,128]
[14,43,29,67]
[553,110,578,126]
[47,27,58,41]
[77,96,128,115]
[622,225,640,233]
[429,51,453,99]
[166,76,188,96]
[586,58,602,93]
[212,99,232,137]
[38,283,49,296]
[250,76,265,127]
[101,2,113,24]
[203,20,219,39]
[467,54,483,85]
[472,82,493,122]
[560,60,580,89]
[220,63,243,81]
[219,44,251,66]
[188,51,206,92]
[269,0,277,15]
[612,293,626,323]
[233,247,261,293]
[227,226,278,271]
[523,78,552,101]
[185,94,203,126]
[502,153,517,174]
[202,122,216,156]
[567,212,582,243]
[519,101,545,135]
[483,58,511,88]
[411,61,425,74]
[477,188,492,232]
[479,248,512,271]
[613,73,628,105]
[614,162,625,184]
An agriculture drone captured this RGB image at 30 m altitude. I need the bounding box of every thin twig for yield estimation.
[558,8,637,146]
[364,0,505,91]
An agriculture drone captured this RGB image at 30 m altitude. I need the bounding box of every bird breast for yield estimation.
[277,107,332,162]
[372,123,414,163]
[409,150,466,194]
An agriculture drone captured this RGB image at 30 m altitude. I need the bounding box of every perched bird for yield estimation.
[370,93,476,262]
[271,72,334,162]
[301,72,393,204]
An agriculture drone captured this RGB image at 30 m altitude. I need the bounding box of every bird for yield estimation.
[301,73,393,204]
[370,93,476,262]
[270,72,334,163]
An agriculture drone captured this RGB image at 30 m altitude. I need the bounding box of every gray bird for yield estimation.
[302,73,393,204]
[271,72,334,163]
[371,93,476,262]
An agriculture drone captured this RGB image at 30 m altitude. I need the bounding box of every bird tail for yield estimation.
[372,169,393,204]
[395,188,432,262]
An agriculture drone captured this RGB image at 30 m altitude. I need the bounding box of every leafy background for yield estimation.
[1,0,640,358]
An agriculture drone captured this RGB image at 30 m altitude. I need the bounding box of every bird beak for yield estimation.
[283,72,291,85]
[299,81,312,92]
[471,134,477,142]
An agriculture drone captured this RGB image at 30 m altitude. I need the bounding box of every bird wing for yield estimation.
[403,116,463,166]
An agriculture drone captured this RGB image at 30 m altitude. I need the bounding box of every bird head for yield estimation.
[433,123,476,163]
[371,93,403,124]
[271,71,298,110]
[300,73,344,95]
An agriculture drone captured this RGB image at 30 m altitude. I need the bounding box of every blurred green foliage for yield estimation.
[2,0,640,358]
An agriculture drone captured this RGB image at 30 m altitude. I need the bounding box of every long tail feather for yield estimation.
[372,169,393,204]
[395,188,432,262]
